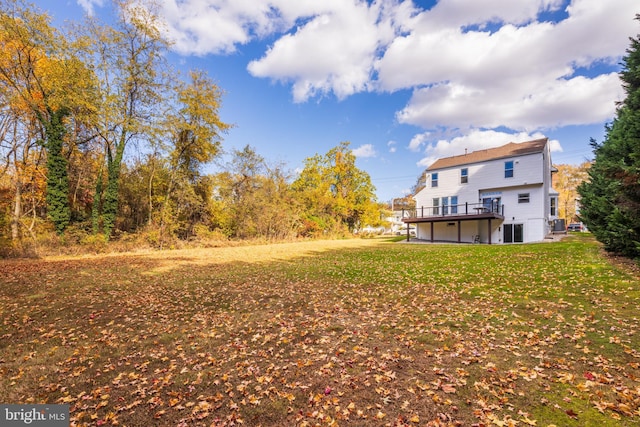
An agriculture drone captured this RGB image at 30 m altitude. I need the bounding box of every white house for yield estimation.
[403,138,559,244]
[386,198,415,235]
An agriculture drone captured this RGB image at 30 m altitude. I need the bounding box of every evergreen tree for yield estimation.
[578,15,640,259]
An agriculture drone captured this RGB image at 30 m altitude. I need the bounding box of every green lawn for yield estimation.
[1,234,638,426]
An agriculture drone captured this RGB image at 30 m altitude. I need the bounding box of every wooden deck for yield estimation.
[400,203,505,244]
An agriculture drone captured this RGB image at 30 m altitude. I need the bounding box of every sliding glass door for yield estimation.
[504,224,523,243]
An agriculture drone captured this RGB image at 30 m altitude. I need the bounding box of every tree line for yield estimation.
[0,0,384,255]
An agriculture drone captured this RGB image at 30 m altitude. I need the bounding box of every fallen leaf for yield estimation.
[442,384,456,394]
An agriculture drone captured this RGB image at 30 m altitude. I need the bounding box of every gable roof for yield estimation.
[426,138,548,171]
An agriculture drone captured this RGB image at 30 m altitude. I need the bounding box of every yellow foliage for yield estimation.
[0,6,97,122]
[553,163,590,222]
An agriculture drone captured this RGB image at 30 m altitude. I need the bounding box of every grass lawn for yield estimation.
[1,234,638,426]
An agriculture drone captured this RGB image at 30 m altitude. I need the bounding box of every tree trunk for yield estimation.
[101,134,126,238]
[148,158,155,226]
[158,168,178,250]
[92,168,104,234]
[11,180,22,241]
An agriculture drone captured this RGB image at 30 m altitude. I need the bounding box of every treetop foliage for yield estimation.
[293,141,380,235]
[578,15,640,260]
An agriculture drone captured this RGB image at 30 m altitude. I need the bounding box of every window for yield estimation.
[432,198,440,215]
[431,172,438,187]
[505,161,514,178]
[442,197,449,215]
[518,193,530,203]
[482,197,492,211]
[461,168,468,184]
[451,196,458,214]
[550,197,557,216]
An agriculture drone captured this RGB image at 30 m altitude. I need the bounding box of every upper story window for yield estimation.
[505,161,514,178]
[518,193,530,203]
[431,172,438,187]
[461,168,468,184]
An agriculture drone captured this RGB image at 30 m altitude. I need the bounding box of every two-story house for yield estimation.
[402,138,559,244]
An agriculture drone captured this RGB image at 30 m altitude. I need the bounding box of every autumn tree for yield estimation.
[252,165,300,239]
[391,195,416,211]
[114,158,164,233]
[0,105,23,241]
[156,70,230,242]
[0,106,47,243]
[66,138,101,223]
[578,15,640,259]
[553,163,590,222]
[0,0,96,234]
[410,170,427,196]
[292,141,380,235]
[85,0,169,238]
[211,146,300,240]
[290,152,334,236]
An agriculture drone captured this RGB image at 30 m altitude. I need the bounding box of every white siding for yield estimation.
[415,153,545,209]
[416,221,479,243]
[499,185,545,242]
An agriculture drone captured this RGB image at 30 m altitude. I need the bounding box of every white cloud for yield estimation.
[387,140,397,153]
[415,0,566,30]
[140,0,414,98]
[248,8,375,102]
[77,0,105,16]
[352,143,377,158]
[151,0,287,54]
[151,0,413,56]
[548,138,563,153]
[408,132,429,152]
[247,0,414,102]
[378,0,636,132]
[415,130,555,168]
[397,73,623,131]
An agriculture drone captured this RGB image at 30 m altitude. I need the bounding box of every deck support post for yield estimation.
[458,221,461,243]
[488,219,492,244]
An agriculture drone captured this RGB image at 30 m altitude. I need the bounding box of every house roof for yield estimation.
[426,138,548,171]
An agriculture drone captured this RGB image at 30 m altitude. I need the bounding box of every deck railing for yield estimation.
[402,202,504,219]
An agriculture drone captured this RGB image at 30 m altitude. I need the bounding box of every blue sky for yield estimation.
[44,0,639,201]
